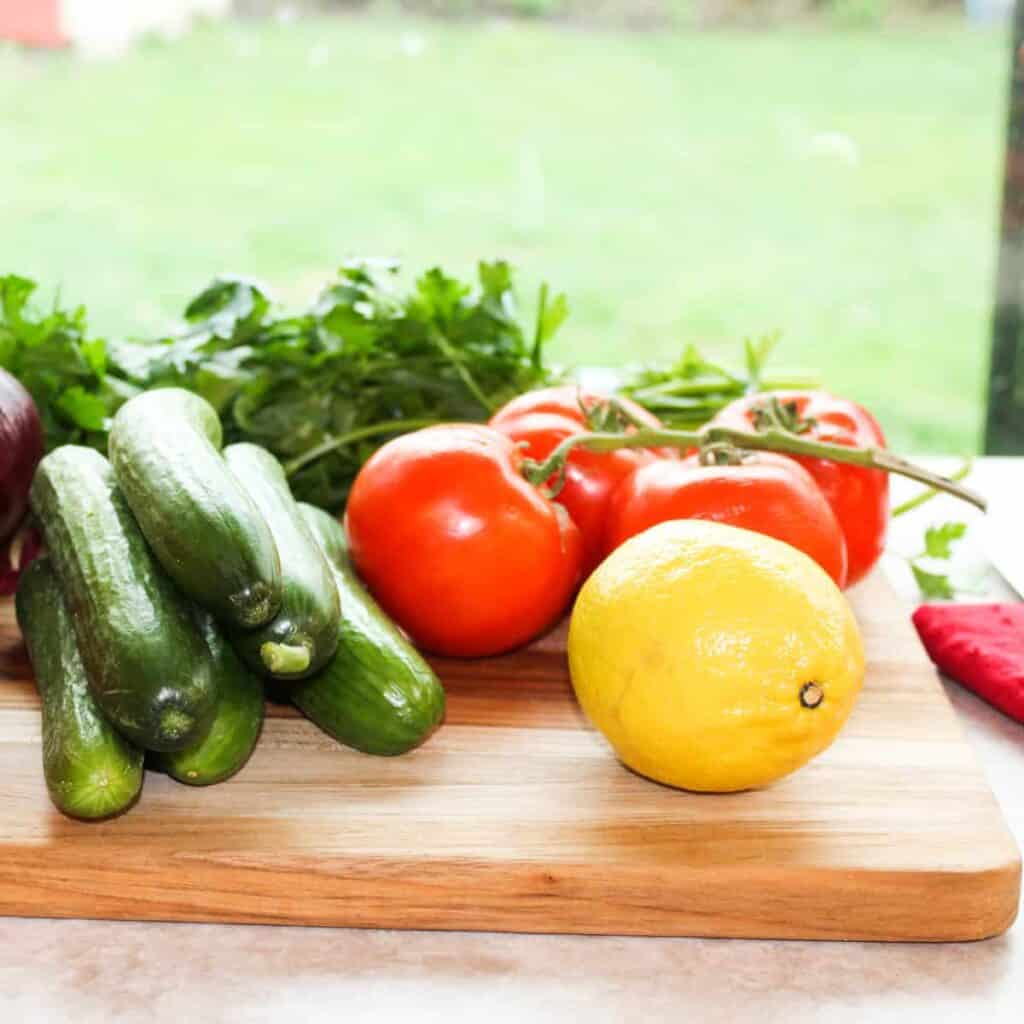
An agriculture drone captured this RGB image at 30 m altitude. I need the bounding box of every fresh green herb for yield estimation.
[118,260,561,509]
[0,275,136,451]
[2,262,563,510]
[921,521,967,560]
[906,521,968,601]
[910,563,956,601]
[619,331,819,429]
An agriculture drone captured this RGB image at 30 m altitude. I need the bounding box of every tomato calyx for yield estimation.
[522,423,986,513]
[696,442,745,467]
[748,395,817,436]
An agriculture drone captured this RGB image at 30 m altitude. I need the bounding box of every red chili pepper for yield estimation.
[912,603,1024,724]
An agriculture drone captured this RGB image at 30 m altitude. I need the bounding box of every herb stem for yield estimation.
[428,326,495,414]
[891,459,973,518]
[283,418,442,477]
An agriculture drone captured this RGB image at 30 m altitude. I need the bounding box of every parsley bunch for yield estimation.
[1,261,565,510]
[0,275,136,451]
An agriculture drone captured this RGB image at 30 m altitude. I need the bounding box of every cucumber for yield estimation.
[293,503,445,756]
[16,557,144,819]
[108,388,281,629]
[224,444,340,680]
[29,445,216,752]
[157,610,264,786]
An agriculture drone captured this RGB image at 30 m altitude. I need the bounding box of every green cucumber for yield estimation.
[157,610,264,786]
[293,503,445,756]
[16,557,144,819]
[29,445,216,752]
[108,388,281,629]
[224,444,340,680]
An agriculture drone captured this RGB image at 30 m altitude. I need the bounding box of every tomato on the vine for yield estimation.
[606,452,848,587]
[711,391,888,587]
[490,385,674,454]
[345,424,583,658]
[489,386,670,574]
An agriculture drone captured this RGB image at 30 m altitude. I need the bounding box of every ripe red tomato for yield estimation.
[606,452,848,587]
[711,391,887,587]
[490,385,677,457]
[345,424,583,657]
[489,386,669,574]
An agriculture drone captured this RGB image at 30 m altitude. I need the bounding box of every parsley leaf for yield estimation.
[923,521,967,560]
[907,520,968,601]
[0,274,126,451]
[910,564,956,601]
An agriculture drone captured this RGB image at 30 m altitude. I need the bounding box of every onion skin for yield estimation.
[0,368,44,587]
[0,523,42,596]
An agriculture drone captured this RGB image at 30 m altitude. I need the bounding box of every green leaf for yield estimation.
[80,336,108,377]
[56,386,111,431]
[414,268,468,323]
[923,521,967,560]
[0,274,35,325]
[478,260,513,299]
[532,284,568,369]
[911,563,955,601]
[743,330,782,389]
[184,276,270,341]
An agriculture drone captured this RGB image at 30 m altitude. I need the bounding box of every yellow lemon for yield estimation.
[568,520,865,792]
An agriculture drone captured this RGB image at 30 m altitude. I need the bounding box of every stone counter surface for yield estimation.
[3,459,1023,1023]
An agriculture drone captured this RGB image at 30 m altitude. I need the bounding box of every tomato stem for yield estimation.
[522,426,987,512]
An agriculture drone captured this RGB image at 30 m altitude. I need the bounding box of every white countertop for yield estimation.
[3,458,1022,1024]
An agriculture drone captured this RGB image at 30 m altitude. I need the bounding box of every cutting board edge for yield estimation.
[0,848,1018,942]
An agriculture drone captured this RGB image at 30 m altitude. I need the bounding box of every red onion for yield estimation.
[0,522,42,596]
[0,367,44,591]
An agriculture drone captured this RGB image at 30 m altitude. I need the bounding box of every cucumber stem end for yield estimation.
[261,641,311,676]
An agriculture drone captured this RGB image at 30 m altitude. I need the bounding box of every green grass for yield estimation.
[0,14,1009,452]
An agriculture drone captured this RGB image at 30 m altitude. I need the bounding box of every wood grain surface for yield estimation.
[0,572,1019,940]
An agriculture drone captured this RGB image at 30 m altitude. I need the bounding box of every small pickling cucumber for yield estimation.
[16,557,144,819]
[224,444,340,679]
[29,445,216,752]
[157,610,264,786]
[293,503,445,756]
[108,388,281,629]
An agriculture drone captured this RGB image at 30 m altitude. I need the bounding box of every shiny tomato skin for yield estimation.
[489,385,677,459]
[606,452,848,587]
[490,410,656,576]
[711,391,887,587]
[345,424,583,658]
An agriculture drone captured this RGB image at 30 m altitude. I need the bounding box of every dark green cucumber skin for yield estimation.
[29,446,216,752]
[294,503,445,756]
[157,610,264,786]
[224,445,340,680]
[16,557,144,819]
[108,388,281,630]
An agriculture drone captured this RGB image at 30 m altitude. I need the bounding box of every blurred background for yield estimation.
[0,0,1011,452]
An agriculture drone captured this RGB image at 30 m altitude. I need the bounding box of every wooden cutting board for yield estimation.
[0,571,1019,941]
